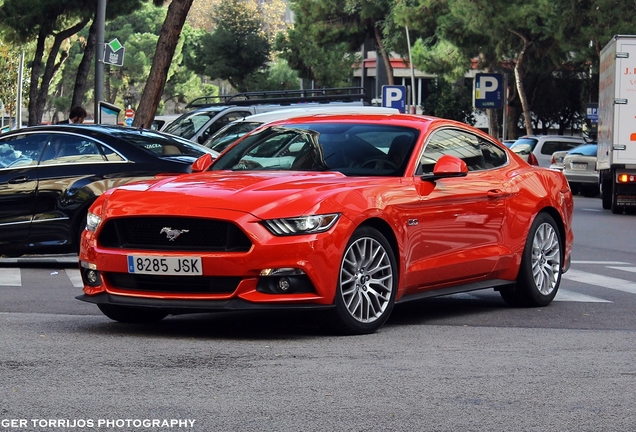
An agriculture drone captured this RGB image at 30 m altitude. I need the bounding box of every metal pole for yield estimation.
[94,0,106,124]
[502,73,508,141]
[16,51,24,129]
[405,26,417,114]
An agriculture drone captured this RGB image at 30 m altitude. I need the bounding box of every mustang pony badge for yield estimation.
[160,227,189,241]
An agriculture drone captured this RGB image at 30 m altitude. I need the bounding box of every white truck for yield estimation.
[598,35,636,213]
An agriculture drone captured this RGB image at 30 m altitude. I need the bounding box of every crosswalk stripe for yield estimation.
[65,269,84,288]
[607,266,636,274]
[563,269,636,295]
[554,289,611,303]
[0,268,21,286]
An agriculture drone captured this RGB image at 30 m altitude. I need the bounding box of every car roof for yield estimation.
[235,106,400,124]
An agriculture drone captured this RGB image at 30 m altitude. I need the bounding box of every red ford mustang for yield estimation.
[77,114,574,335]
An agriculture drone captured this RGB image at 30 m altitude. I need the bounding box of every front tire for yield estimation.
[323,226,397,335]
[97,304,168,323]
[500,213,562,307]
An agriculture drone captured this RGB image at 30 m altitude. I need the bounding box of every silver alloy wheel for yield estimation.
[339,236,394,323]
[531,222,561,295]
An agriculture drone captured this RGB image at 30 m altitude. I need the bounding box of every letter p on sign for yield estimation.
[474,73,503,109]
[382,85,406,113]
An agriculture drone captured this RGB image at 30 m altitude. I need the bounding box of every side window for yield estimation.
[0,133,48,168]
[40,135,107,165]
[417,129,485,174]
[199,111,251,142]
[541,141,582,155]
[541,141,559,154]
[480,139,508,168]
[100,144,125,161]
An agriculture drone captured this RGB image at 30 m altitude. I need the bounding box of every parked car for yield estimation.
[203,106,400,153]
[562,143,599,197]
[163,87,369,144]
[0,124,217,256]
[510,135,587,167]
[549,150,569,170]
[77,114,574,335]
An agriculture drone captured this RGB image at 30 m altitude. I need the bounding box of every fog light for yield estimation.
[278,277,291,292]
[82,267,102,287]
[86,270,98,284]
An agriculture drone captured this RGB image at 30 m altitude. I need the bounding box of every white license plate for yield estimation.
[127,256,202,276]
[572,163,587,170]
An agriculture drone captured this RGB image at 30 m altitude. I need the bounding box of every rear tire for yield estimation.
[601,174,612,209]
[580,185,599,198]
[323,226,397,335]
[97,304,168,323]
[500,213,562,307]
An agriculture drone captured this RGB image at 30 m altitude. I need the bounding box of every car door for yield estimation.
[29,133,118,247]
[403,128,509,289]
[0,133,48,249]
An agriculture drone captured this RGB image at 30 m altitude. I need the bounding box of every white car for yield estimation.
[203,106,400,153]
[510,135,587,167]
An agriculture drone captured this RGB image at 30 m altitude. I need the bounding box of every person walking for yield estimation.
[56,106,87,124]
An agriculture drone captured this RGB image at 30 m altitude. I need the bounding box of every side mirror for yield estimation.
[191,153,214,173]
[420,154,468,182]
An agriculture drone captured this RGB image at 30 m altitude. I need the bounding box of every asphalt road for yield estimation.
[1,195,635,431]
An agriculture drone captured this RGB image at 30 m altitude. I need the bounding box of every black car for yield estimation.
[0,124,217,256]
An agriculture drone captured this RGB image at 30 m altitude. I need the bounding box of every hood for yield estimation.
[103,170,391,219]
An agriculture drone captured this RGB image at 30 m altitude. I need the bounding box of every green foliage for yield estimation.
[189,0,270,92]
[421,79,475,125]
[0,40,30,120]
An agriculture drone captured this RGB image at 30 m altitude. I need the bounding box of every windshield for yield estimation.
[110,130,216,158]
[203,121,263,153]
[211,123,419,176]
[568,144,597,156]
[162,109,223,139]
[510,138,538,156]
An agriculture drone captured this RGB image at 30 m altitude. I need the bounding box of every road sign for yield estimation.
[125,117,133,127]
[103,38,125,67]
[382,85,406,113]
[474,73,503,109]
[125,108,134,118]
[586,103,599,124]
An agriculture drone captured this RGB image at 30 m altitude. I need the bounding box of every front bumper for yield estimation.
[76,293,334,312]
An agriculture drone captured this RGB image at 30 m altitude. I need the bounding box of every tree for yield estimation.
[188,0,270,92]
[0,40,30,125]
[133,0,194,128]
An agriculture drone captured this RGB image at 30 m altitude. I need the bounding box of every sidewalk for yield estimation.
[0,254,78,267]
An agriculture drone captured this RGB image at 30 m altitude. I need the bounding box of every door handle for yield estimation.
[8,175,30,184]
[487,189,506,199]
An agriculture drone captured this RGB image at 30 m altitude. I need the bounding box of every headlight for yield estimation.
[86,212,102,232]
[262,213,340,236]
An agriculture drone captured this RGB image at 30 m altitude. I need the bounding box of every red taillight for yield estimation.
[527,153,540,166]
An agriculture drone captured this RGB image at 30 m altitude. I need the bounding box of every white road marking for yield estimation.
[607,266,636,274]
[563,269,636,295]
[554,289,611,303]
[65,269,84,288]
[0,268,21,286]
[571,261,631,265]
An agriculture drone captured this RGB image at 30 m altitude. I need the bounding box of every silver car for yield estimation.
[562,143,599,197]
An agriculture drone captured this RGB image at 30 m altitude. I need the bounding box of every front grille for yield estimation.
[104,272,241,294]
[98,217,252,252]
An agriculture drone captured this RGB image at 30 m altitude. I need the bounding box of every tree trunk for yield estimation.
[71,17,98,111]
[509,30,533,136]
[29,18,90,125]
[374,25,393,86]
[133,0,195,128]
[28,28,47,126]
[487,108,499,140]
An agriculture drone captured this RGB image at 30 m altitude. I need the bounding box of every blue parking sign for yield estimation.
[474,73,503,109]
[382,85,406,113]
